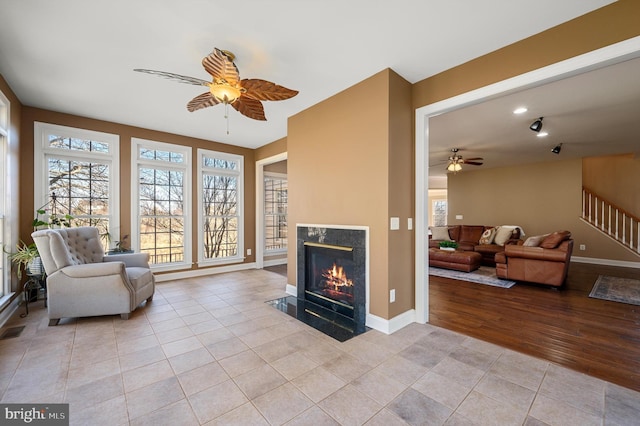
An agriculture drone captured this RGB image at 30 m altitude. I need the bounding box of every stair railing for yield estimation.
[582,187,640,254]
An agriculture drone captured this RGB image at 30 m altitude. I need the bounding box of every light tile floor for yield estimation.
[1,269,640,425]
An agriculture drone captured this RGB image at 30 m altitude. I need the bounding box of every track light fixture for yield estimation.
[551,143,562,154]
[530,117,543,132]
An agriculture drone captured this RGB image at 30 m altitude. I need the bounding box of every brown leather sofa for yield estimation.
[495,231,574,287]
[429,225,522,266]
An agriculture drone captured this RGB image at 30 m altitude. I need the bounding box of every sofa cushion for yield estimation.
[494,226,517,246]
[523,234,549,247]
[479,227,496,245]
[459,226,485,245]
[431,226,452,241]
[540,231,572,249]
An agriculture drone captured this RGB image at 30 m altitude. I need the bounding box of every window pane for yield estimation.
[47,157,110,226]
[203,156,237,170]
[140,148,184,163]
[202,172,239,260]
[48,135,110,153]
[139,164,185,265]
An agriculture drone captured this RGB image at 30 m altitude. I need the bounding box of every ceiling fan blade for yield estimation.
[202,48,240,85]
[187,92,220,112]
[133,69,210,87]
[241,79,299,101]
[465,157,484,161]
[464,161,483,166]
[232,96,266,120]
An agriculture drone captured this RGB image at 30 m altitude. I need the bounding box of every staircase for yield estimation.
[582,187,640,256]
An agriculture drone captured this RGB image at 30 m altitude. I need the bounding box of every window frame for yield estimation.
[33,122,121,242]
[0,90,9,302]
[131,138,192,272]
[263,172,288,254]
[197,148,244,266]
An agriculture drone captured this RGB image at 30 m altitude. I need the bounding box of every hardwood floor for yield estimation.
[429,262,640,392]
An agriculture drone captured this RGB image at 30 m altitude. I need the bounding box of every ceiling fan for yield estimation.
[446,148,483,172]
[134,48,298,122]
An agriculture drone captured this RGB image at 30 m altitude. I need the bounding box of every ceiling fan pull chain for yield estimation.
[224,103,230,134]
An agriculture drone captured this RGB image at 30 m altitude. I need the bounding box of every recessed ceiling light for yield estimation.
[537,131,549,137]
[513,107,528,114]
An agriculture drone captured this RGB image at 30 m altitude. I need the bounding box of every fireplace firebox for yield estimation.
[304,242,356,318]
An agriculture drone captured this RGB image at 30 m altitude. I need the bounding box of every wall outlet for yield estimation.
[579,244,586,251]
[456,214,463,220]
[390,289,396,303]
[247,248,252,256]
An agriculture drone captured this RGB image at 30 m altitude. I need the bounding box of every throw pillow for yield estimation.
[431,226,452,241]
[493,226,517,246]
[540,231,572,249]
[479,227,496,245]
[523,234,549,247]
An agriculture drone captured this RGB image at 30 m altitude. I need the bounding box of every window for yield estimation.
[432,200,447,227]
[132,139,191,270]
[198,149,243,265]
[264,173,287,252]
[34,123,119,246]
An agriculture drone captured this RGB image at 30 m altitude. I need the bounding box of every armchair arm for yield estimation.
[103,252,150,268]
[59,262,125,278]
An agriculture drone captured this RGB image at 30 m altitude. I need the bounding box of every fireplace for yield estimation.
[296,226,368,339]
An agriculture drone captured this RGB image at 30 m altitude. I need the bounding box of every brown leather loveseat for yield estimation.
[495,230,574,287]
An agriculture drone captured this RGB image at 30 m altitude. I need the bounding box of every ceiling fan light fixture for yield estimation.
[447,162,462,172]
[209,81,242,104]
[530,117,544,132]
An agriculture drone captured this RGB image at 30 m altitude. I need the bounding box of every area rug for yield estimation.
[428,266,516,288]
[589,275,640,306]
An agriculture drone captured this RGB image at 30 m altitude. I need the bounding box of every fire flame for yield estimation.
[322,262,353,291]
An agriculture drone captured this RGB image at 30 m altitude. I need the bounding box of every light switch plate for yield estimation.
[408,218,413,230]
[390,217,400,230]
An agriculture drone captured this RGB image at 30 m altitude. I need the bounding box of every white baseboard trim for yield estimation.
[155,262,257,282]
[264,258,287,267]
[0,293,21,328]
[286,284,297,296]
[572,256,640,269]
[366,309,416,335]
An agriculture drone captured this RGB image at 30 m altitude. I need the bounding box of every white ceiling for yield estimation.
[428,54,640,184]
[0,0,615,149]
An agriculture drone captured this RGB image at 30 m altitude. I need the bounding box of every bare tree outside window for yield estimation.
[432,200,447,227]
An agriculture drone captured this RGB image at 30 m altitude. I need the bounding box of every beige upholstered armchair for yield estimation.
[31,227,155,326]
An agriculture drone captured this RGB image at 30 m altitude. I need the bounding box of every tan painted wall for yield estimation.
[255,137,287,161]
[583,153,640,216]
[288,69,413,319]
[387,71,414,317]
[0,75,23,296]
[264,160,287,174]
[19,107,258,272]
[447,159,639,262]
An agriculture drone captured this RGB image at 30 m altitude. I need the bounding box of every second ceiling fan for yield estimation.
[446,148,483,172]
